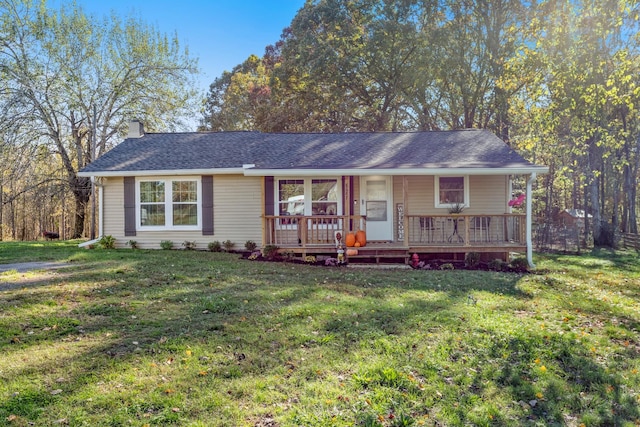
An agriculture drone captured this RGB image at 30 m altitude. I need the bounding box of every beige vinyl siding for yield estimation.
[468,175,507,214]
[394,175,507,215]
[212,175,262,246]
[102,177,126,247]
[399,176,435,215]
[101,175,263,250]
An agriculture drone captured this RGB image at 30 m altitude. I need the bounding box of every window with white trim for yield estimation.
[276,178,341,222]
[435,176,469,208]
[138,178,200,229]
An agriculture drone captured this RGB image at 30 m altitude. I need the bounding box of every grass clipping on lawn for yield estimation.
[0,242,639,426]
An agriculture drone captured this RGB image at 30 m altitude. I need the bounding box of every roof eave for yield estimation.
[242,166,550,177]
[77,168,247,178]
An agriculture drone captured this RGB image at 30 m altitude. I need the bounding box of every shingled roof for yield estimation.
[79,128,546,177]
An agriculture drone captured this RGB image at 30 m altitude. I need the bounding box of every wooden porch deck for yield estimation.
[264,214,527,264]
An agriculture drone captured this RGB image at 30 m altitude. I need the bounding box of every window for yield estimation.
[312,179,338,215]
[435,176,469,208]
[276,178,340,219]
[278,179,305,216]
[138,178,200,229]
[172,181,198,225]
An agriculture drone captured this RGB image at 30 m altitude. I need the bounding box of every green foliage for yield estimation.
[222,240,234,252]
[440,262,454,270]
[127,240,138,249]
[199,0,640,243]
[208,241,222,252]
[244,240,257,252]
[262,245,279,260]
[465,252,481,268]
[0,241,639,426]
[97,235,116,249]
[488,258,508,271]
[510,256,529,272]
[160,240,173,250]
[0,0,198,239]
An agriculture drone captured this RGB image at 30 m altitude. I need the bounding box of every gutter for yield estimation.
[77,168,247,178]
[243,166,550,177]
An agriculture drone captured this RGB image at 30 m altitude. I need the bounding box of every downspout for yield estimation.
[526,173,537,268]
[97,178,104,238]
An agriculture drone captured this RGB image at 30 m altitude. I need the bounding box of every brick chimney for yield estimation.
[127,120,144,138]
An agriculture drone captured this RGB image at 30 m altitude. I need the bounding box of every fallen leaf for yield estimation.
[6,414,18,422]
[171,408,180,413]
[51,389,63,395]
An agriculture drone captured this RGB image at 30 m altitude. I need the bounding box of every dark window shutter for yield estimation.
[202,175,214,235]
[124,177,136,236]
[265,176,274,216]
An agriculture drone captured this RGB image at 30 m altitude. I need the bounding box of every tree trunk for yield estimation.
[623,135,638,234]
[70,176,92,239]
[0,183,3,241]
[612,177,619,249]
[590,176,602,246]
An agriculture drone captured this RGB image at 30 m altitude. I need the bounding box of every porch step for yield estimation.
[347,248,409,265]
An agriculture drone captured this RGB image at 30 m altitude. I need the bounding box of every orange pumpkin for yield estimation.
[355,230,366,247]
[345,233,356,247]
[346,249,358,256]
[354,242,361,247]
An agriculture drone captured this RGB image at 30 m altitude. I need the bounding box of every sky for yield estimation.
[55,0,305,94]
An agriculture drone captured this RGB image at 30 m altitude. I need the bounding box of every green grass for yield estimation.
[1,241,639,426]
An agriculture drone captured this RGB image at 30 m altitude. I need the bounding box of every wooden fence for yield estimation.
[621,233,640,250]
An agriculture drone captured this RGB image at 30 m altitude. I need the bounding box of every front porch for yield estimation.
[263,213,526,263]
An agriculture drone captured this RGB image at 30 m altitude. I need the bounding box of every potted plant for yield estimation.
[447,202,465,214]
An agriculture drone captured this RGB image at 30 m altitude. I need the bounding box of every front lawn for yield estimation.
[1,242,639,426]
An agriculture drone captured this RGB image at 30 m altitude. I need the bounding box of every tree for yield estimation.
[0,0,198,238]
[200,54,272,131]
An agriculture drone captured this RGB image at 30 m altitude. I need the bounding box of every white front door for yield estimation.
[360,176,393,241]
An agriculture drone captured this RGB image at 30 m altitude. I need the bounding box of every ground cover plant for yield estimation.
[1,241,639,426]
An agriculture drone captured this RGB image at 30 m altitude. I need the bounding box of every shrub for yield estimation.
[488,258,507,271]
[440,262,454,270]
[182,241,196,250]
[127,240,138,249]
[244,240,257,252]
[262,245,279,260]
[510,256,529,272]
[464,252,481,268]
[160,240,173,250]
[222,240,234,252]
[98,235,116,249]
[208,241,222,252]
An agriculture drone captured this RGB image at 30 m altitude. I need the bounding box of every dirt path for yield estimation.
[0,262,72,291]
[0,261,71,273]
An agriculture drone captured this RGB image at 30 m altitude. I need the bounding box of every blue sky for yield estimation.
[61,0,305,94]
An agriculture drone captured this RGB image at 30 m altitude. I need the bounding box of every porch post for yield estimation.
[526,173,537,268]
